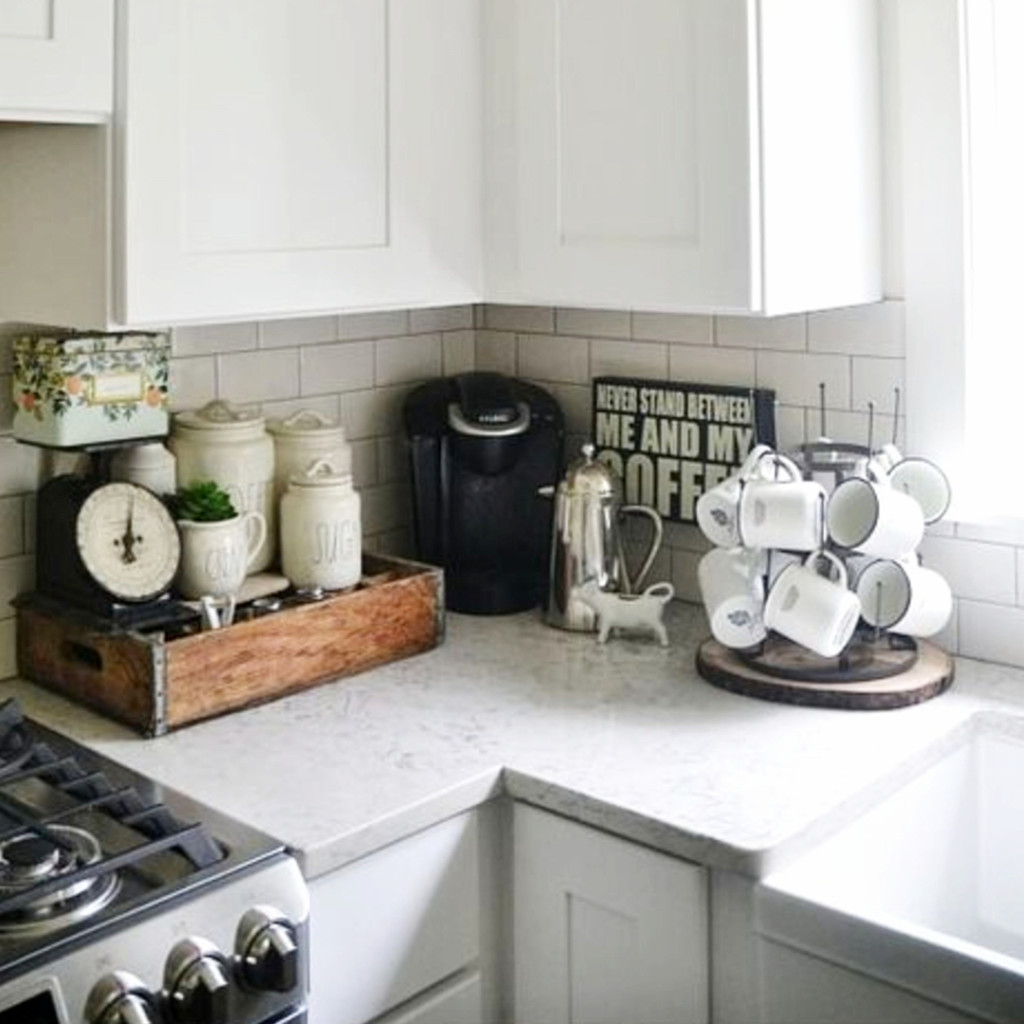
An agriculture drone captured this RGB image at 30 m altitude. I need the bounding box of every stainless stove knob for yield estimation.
[84,971,159,1024]
[235,905,300,993]
[164,936,232,1024]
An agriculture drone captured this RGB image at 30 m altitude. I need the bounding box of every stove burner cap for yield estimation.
[0,825,119,937]
[1,835,59,879]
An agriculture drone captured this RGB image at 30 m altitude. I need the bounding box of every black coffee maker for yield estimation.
[404,372,564,614]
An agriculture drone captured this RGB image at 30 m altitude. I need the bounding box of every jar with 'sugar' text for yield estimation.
[280,458,361,591]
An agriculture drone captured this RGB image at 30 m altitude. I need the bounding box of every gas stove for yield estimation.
[0,700,308,1024]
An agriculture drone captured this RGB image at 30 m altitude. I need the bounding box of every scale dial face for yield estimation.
[75,482,181,603]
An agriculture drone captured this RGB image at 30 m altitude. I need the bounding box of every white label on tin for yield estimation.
[90,371,145,404]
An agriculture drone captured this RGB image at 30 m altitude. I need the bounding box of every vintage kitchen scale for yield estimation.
[35,471,197,629]
[696,416,956,711]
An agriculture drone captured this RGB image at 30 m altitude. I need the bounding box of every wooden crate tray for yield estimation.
[16,553,444,736]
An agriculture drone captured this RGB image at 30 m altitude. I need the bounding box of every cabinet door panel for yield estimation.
[486,0,754,312]
[514,804,709,1024]
[178,0,386,254]
[0,0,113,118]
[120,0,481,325]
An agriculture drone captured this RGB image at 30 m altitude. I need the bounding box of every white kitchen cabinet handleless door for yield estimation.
[0,0,113,121]
[485,0,882,315]
[513,803,709,1024]
[117,0,482,326]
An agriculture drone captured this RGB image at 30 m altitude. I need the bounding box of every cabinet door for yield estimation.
[118,0,481,325]
[484,0,881,315]
[485,0,755,313]
[0,0,113,120]
[514,804,709,1024]
[308,814,480,1024]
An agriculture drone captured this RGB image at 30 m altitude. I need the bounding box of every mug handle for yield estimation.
[739,443,774,480]
[805,549,848,588]
[619,505,663,593]
[241,511,268,571]
[746,449,803,483]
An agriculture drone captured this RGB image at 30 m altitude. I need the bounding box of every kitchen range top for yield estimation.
[0,698,309,1024]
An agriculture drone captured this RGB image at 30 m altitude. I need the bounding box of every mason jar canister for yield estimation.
[280,458,361,590]
[266,409,352,505]
[169,400,276,572]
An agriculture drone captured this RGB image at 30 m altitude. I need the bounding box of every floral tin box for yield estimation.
[13,331,170,448]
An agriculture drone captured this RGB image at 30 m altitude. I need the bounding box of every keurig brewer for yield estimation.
[404,372,564,614]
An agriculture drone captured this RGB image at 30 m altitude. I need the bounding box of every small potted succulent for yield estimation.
[169,481,266,599]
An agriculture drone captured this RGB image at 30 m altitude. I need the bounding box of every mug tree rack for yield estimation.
[696,390,955,710]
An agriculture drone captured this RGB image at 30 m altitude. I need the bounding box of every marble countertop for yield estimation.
[4,603,1024,881]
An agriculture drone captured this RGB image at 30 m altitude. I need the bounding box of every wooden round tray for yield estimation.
[696,636,954,710]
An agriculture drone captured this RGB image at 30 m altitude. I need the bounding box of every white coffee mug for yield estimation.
[696,447,798,548]
[738,456,826,551]
[696,444,775,547]
[764,550,861,658]
[826,476,924,558]
[177,511,268,599]
[697,547,768,649]
[855,557,953,637]
[887,457,952,524]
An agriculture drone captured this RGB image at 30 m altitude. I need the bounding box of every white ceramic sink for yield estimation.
[758,713,1024,1022]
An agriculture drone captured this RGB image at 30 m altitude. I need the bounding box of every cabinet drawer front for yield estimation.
[309,813,480,1024]
[369,971,482,1024]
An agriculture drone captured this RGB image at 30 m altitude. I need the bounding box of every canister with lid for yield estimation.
[169,400,276,571]
[280,458,361,590]
[266,409,352,504]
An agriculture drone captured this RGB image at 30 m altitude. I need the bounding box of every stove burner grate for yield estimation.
[0,699,225,938]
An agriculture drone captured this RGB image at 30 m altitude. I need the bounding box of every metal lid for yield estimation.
[173,400,265,436]
[563,443,621,497]
[266,408,346,440]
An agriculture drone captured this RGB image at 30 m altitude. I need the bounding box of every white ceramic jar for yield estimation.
[169,400,276,572]
[280,458,361,590]
[266,409,352,505]
[110,442,177,496]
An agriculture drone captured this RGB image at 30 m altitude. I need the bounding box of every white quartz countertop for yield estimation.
[4,604,1024,881]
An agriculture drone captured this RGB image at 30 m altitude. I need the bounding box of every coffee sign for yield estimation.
[591,377,776,523]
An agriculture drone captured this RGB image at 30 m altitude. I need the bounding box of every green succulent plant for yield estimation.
[167,480,238,522]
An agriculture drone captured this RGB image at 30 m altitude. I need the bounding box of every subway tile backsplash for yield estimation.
[3,299,1024,674]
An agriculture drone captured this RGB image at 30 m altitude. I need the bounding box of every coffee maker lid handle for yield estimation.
[448,372,531,437]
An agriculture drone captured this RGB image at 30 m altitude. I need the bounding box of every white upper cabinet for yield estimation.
[0,0,482,328]
[118,0,482,325]
[0,0,113,121]
[484,0,883,315]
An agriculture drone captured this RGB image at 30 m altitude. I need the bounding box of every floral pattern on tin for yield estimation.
[13,332,170,425]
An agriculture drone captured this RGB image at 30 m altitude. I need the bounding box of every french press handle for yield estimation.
[617,505,663,594]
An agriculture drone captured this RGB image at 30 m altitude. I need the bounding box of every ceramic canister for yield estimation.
[169,400,276,572]
[266,409,352,505]
[280,458,362,590]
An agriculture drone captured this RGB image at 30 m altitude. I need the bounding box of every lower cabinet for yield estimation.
[513,803,710,1024]
[308,810,498,1024]
[756,940,988,1024]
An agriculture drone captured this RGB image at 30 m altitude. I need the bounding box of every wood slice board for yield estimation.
[696,637,954,710]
